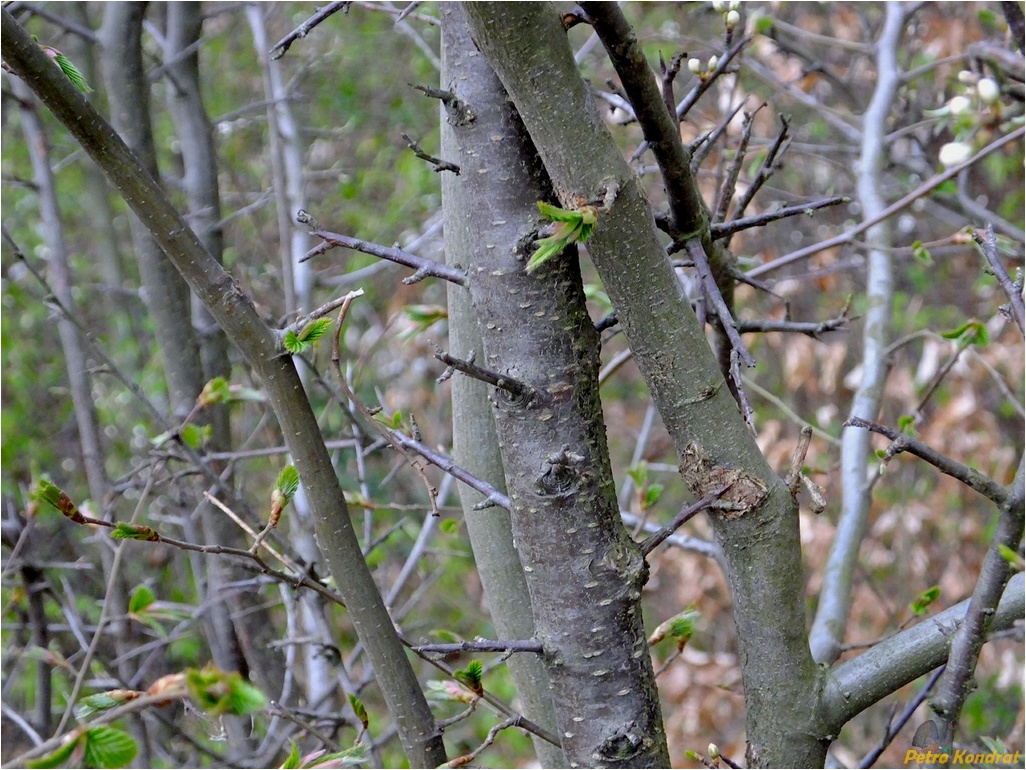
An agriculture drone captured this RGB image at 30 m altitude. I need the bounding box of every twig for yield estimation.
[731,114,792,223]
[686,239,755,367]
[299,215,467,286]
[710,196,847,240]
[401,132,460,174]
[690,98,748,172]
[749,125,1026,278]
[269,1,351,59]
[330,293,440,515]
[443,716,523,768]
[659,50,686,120]
[410,639,543,655]
[433,347,533,399]
[856,665,945,768]
[845,417,1009,505]
[394,1,422,23]
[640,487,729,555]
[285,289,365,337]
[971,225,1025,334]
[735,305,851,338]
[713,105,761,224]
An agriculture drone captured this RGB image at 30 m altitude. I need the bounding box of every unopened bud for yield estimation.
[938,141,973,168]
[688,58,702,74]
[976,78,1000,104]
[947,95,972,116]
[726,9,741,29]
[957,70,977,85]
[728,0,740,8]
[708,744,720,759]
[708,55,719,71]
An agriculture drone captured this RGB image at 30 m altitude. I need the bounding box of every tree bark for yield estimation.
[443,6,668,767]
[462,4,826,766]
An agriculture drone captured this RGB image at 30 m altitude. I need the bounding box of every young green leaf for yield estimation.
[528,201,598,273]
[75,691,139,720]
[349,694,369,730]
[179,423,211,449]
[27,733,81,769]
[308,744,369,767]
[454,660,483,696]
[299,317,333,344]
[35,40,93,93]
[281,741,302,770]
[83,726,137,769]
[941,320,989,347]
[910,586,941,616]
[275,465,301,500]
[110,523,159,541]
[128,585,156,615]
[198,376,231,407]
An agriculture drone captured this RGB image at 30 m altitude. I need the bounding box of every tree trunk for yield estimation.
[442,7,668,766]
[462,4,826,765]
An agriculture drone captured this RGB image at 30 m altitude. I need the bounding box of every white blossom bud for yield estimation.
[976,78,1000,104]
[728,0,741,8]
[688,58,702,74]
[711,0,726,11]
[938,141,973,168]
[708,744,720,759]
[957,70,977,85]
[726,9,741,29]
[947,95,972,116]
[708,55,719,71]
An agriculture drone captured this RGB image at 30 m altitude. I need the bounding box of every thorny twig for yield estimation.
[330,292,440,515]
[845,417,1009,505]
[971,225,1025,334]
[401,132,460,174]
[269,1,350,59]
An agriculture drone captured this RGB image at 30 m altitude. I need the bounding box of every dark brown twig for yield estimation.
[433,347,534,400]
[856,666,945,768]
[641,486,729,555]
[659,51,686,120]
[711,196,847,240]
[971,225,1025,334]
[401,132,460,174]
[686,239,755,367]
[410,639,543,655]
[690,98,748,172]
[845,417,1009,505]
[269,1,350,59]
[731,114,792,223]
[713,106,762,224]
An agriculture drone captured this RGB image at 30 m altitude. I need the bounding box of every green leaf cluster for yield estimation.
[527,201,598,273]
[285,318,334,355]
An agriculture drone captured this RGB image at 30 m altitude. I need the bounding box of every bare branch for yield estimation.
[686,238,755,367]
[640,486,729,556]
[433,347,533,399]
[401,132,460,174]
[711,196,847,240]
[845,417,1009,506]
[410,639,543,655]
[972,225,1025,334]
[298,214,468,286]
[269,1,351,60]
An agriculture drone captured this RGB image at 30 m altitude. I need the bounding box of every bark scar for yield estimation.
[678,442,768,519]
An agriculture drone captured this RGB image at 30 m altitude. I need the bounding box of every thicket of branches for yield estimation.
[1,2,1023,769]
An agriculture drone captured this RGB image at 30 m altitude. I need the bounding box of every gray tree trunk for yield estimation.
[441,7,563,767]
[442,6,668,766]
[462,4,825,766]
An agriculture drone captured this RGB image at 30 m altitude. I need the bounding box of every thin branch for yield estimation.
[690,98,748,172]
[410,639,543,655]
[433,347,533,399]
[686,238,755,367]
[711,195,847,240]
[330,293,440,516]
[736,302,852,338]
[640,486,729,555]
[856,665,945,768]
[749,125,1026,278]
[659,50,686,120]
[442,716,523,769]
[845,417,1009,506]
[269,1,351,59]
[730,114,791,222]
[972,225,1025,334]
[299,216,467,286]
[400,132,460,174]
[713,105,761,224]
